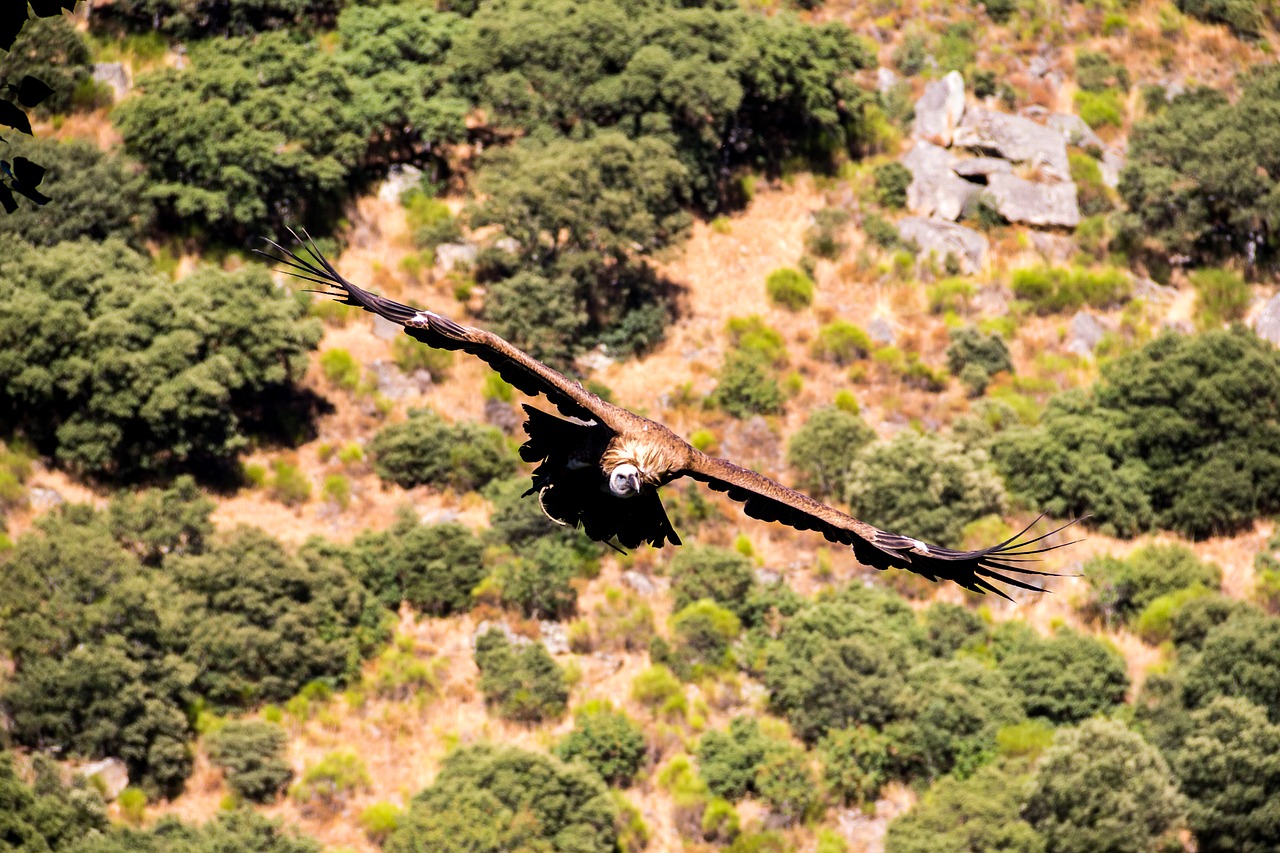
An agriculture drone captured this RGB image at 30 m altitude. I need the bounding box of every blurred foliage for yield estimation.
[474,629,568,723]
[350,515,485,615]
[0,16,89,115]
[1082,544,1221,626]
[206,721,292,803]
[997,628,1128,725]
[555,701,648,787]
[371,408,515,493]
[786,406,876,502]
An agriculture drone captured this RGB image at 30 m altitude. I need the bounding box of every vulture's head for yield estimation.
[608,464,643,498]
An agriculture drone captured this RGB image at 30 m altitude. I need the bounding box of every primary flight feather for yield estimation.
[263,235,1079,600]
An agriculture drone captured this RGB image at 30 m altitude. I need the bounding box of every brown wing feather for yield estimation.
[260,234,626,427]
[684,453,1079,600]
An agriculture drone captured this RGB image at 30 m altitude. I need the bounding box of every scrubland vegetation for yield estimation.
[3,0,1280,850]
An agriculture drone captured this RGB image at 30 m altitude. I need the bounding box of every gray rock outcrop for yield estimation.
[953,107,1071,182]
[1046,112,1104,150]
[913,71,966,147]
[1066,311,1106,357]
[952,157,1013,180]
[623,570,659,596]
[902,141,977,221]
[377,164,423,203]
[435,242,478,272]
[1100,147,1126,189]
[867,316,896,346]
[897,216,989,274]
[1030,232,1077,264]
[1253,291,1280,346]
[986,173,1080,227]
[78,759,129,801]
[92,63,129,101]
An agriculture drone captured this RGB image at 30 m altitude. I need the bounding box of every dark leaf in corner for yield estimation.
[0,100,32,135]
[0,184,17,215]
[0,10,25,51]
[13,157,46,188]
[17,76,54,109]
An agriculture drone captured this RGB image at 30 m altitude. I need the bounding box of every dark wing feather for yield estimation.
[258,234,624,427]
[684,454,1079,600]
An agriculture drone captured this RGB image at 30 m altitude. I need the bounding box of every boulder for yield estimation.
[473,620,531,648]
[623,570,659,596]
[377,164,423,203]
[28,487,63,511]
[91,63,129,101]
[876,67,901,95]
[953,107,1071,182]
[435,242,478,272]
[372,314,403,341]
[1253,291,1280,346]
[986,173,1080,228]
[1065,311,1106,357]
[897,217,989,274]
[370,360,432,400]
[867,316,896,346]
[1046,112,1104,150]
[492,236,521,255]
[913,70,966,147]
[902,141,977,221]
[1100,146,1126,189]
[539,621,570,655]
[1030,232,1077,264]
[78,758,129,801]
[754,567,782,585]
[484,398,522,434]
[952,157,1013,181]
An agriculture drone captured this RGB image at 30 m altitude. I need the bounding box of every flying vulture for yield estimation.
[264,236,1078,599]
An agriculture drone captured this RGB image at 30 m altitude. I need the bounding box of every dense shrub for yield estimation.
[994,328,1280,538]
[765,267,815,311]
[810,320,872,365]
[1167,696,1280,852]
[0,16,90,115]
[474,630,569,723]
[489,538,580,620]
[669,546,757,620]
[804,208,851,259]
[1009,266,1130,314]
[371,408,515,493]
[763,587,920,742]
[351,516,485,614]
[845,432,1006,549]
[711,351,786,418]
[1119,66,1280,270]
[874,162,912,210]
[0,137,151,247]
[696,717,815,824]
[893,658,1023,781]
[998,629,1129,724]
[818,726,892,806]
[206,721,293,803]
[1181,611,1280,722]
[0,752,108,851]
[945,327,1012,395]
[1175,0,1267,35]
[920,602,987,657]
[385,745,616,853]
[0,240,320,480]
[666,600,743,676]
[115,33,374,241]
[102,0,343,36]
[1024,719,1187,853]
[66,811,322,853]
[885,764,1044,853]
[786,406,876,502]
[555,701,648,787]
[1082,544,1221,626]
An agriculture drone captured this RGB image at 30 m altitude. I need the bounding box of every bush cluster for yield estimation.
[371,408,515,493]
[474,629,569,723]
[1009,265,1130,315]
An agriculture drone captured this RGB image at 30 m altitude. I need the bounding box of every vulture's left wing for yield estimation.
[261,234,626,428]
[684,452,1078,599]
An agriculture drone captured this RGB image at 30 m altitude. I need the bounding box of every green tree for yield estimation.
[206,721,293,803]
[994,328,1280,538]
[1023,719,1186,853]
[1119,66,1280,269]
[371,408,515,493]
[66,811,321,853]
[998,629,1128,725]
[669,546,757,621]
[786,406,876,502]
[1083,544,1221,626]
[555,701,648,787]
[920,602,987,657]
[489,538,580,620]
[115,33,371,241]
[0,240,320,480]
[474,630,568,724]
[385,744,617,853]
[1168,696,1280,852]
[1181,611,1280,722]
[818,726,892,806]
[886,764,1045,853]
[0,752,108,852]
[103,0,344,37]
[0,15,89,115]
[846,432,1006,549]
[350,516,486,614]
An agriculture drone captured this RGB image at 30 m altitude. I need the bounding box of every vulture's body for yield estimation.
[266,237,1077,599]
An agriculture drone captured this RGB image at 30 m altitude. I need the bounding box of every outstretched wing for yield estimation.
[260,234,626,428]
[684,453,1079,599]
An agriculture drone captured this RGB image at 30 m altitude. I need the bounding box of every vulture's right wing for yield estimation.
[261,234,626,428]
[685,452,1080,599]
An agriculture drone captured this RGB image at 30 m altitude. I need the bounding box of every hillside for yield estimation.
[3,1,1280,853]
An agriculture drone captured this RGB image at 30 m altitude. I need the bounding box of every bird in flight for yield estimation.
[263,235,1078,599]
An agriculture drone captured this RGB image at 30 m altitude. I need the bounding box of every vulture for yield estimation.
[264,236,1079,599]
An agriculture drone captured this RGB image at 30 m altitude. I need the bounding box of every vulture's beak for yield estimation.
[627,471,642,494]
